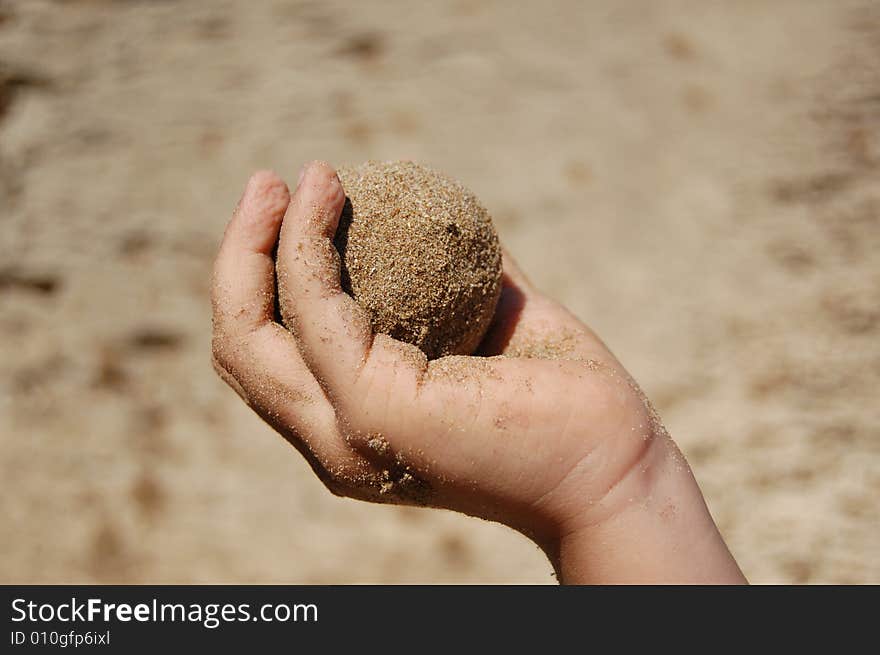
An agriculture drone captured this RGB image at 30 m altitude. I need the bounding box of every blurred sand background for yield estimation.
[1,0,878,583]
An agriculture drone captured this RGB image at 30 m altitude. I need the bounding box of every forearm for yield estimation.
[553,438,746,584]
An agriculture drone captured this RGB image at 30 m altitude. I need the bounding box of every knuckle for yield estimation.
[321,475,350,499]
[210,335,230,370]
[211,334,246,375]
[316,463,359,499]
[249,173,290,219]
[249,169,283,191]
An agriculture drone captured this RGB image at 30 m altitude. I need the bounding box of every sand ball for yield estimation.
[333,160,502,359]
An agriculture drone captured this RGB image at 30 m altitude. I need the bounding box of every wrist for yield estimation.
[541,434,746,584]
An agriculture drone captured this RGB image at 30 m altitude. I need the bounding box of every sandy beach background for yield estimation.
[1,0,877,583]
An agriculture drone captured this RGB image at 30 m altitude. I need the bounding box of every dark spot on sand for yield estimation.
[343,120,373,145]
[118,231,154,258]
[336,32,385,62]
[564,160,592,186]
[0,268,60,296]
[132,403,168,433]
[131,471,164,519]
[837,493,872,519]
[170,233,215,260]
[127,328,185,352]
[843,125,879,166]
[809,422,878,453]
[747,366,795,399]
[199,128,225,155]
[769,171,852,204]
[72,126,116,147]
[12,354,67,394]
[438,533,471,568]
[663,33,697,61]
[780,558,813,584]
[766,240,816,273]
[194,15,230,40]
[0,66,51,121]
[130,405,174,461]
[92,348,128,391]
[683,84,713,113]
[88,519,128,580]
[820,291,879,335]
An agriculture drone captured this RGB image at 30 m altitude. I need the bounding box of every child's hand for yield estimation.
[211,163,746,584]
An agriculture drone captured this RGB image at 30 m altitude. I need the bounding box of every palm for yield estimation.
[333,277,654,534]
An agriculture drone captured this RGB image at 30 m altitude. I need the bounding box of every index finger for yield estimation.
[275,161,415,414]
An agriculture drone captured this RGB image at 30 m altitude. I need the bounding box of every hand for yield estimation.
[211,162,746,584]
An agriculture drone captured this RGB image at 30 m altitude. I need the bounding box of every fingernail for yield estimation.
[296,164,308,187]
